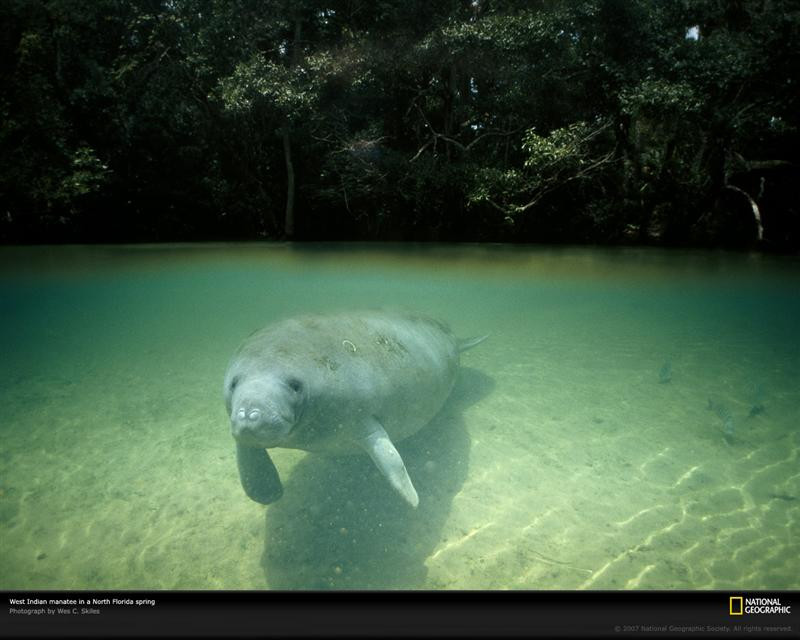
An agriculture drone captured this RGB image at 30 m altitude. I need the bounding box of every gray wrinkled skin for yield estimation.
[225,310,460,453]
[224,310,474,507]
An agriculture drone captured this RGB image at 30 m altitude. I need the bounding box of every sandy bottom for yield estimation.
[1,245,798,589]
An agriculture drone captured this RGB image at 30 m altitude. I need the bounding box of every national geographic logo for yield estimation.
[730,596,792,615]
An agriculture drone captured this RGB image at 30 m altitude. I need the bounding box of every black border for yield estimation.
[3,590,798,638]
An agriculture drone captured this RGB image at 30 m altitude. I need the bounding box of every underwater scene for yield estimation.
[1,244,798,590]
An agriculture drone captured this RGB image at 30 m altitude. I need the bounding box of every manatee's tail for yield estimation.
[458,333,490,352]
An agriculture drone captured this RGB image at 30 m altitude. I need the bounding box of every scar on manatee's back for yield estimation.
[375,333,409,356]
[314,355,341,371]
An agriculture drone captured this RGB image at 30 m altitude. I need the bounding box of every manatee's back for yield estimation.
[261,311,461,453]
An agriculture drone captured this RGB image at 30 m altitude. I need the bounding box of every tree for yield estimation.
[1,0,797,248]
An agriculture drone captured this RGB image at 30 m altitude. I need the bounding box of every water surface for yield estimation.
[1,244,798,589]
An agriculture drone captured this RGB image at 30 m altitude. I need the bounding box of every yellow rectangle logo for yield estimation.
[730,596,744,615]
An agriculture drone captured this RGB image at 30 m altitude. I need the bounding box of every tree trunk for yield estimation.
[282,127,295,238]
[444,64,457,162]
[282,17,303,238]
[724,185,763,242]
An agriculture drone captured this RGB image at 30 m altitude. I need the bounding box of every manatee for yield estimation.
[223,310,487,508]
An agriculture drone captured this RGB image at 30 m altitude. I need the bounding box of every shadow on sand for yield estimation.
[260,367,494,588]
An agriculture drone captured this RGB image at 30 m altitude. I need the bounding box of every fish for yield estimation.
[748,382,765,418]
[658,360,672,384]
[707,398,735,445]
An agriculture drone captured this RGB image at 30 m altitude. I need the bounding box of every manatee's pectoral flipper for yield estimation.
[236,443,283,505]
[458,334,490,352]
[357,417,419,508]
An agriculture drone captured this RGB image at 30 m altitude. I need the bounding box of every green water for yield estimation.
[1,244,798,590]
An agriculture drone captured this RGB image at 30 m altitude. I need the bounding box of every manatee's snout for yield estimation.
[231,406,264,442]
[227,374,305,448]
[230,400,294,448]
[235,406,262,425]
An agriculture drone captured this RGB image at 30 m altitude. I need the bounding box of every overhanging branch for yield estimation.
[409,101,524,162]
[725,184,764,242]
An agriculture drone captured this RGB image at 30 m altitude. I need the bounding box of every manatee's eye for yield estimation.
[286,378,303,393]
[229,376,241,391]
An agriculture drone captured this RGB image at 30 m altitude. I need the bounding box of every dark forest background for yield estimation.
[1,0,798,248]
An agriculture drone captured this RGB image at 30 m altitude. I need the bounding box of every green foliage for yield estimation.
[0,0,797,247]
[468,168,524,208]
[218,52,332,119]
[58,146,110,201]
[620,80,701,118]
[523,123,593,170]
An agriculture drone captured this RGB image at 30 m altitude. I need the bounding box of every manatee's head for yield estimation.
[225,371,306,448]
